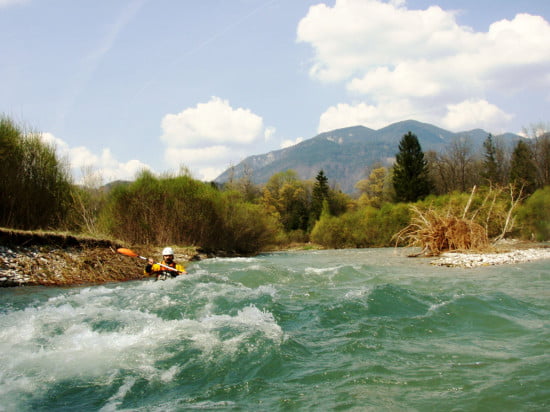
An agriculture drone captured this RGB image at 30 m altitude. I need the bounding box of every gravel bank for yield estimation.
[431,247,550,268]
[0,228,205,287]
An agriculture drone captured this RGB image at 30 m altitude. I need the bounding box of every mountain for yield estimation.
[215,120,521,194]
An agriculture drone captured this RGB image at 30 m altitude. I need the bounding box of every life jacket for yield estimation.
[144,260,185,277]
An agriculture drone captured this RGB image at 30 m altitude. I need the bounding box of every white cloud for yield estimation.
[0,0,29,7]
[164,145,246,181]
[160,96,276,180]
[441,99,513,131]
[39,132,152,183]
[298,0,550,91]
[160,96,265,148]
[281,137,304,148]
[264,126,276,141]
[297,0,469,83]
[318,100,429,132]
[298,0,550,132]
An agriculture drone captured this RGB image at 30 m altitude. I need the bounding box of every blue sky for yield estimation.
[1,0,549,183]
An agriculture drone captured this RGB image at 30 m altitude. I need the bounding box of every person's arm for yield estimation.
[144,258,157,275]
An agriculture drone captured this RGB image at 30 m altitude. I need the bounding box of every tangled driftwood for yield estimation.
[394,185,524,257]
[394,208,489,256]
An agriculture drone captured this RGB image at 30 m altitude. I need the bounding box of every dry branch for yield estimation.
[394,207,489,256]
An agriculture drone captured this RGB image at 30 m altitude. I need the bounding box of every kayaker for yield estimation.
[144,247,187,280]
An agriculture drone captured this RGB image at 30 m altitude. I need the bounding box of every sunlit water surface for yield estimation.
[1,248,548,411]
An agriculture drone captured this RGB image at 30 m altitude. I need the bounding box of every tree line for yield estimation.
[1,115,549,252]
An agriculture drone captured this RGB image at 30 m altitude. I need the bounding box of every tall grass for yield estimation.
[0,116,73,230]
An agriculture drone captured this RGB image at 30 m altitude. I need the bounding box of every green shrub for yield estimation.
[516,186,550,241]
[310,203,411,248]
[100,172,277,253]
[0,116,73,230]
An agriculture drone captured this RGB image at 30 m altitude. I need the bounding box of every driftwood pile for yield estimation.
[395,208,489,256]
[395,185,523,257]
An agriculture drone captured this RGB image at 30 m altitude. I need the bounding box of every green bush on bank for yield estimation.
[99,171,278,253]
[310,203,410,248]
[516,186,550,241]
[0,116,73,230]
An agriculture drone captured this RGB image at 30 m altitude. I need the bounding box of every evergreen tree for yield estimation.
[392,131,432,202]
[311,169,330,221]
[510,140,537,195]
[482,134,499,184]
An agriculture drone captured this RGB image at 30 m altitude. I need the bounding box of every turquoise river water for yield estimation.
[0,248,549,411]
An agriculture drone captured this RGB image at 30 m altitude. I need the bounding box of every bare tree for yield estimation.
[522,123,550,188]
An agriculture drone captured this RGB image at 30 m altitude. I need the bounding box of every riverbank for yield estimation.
[431,248,550,267]
[0,228,205,287]
[1,228,549,286]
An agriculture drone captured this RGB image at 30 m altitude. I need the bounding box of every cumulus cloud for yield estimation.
[281,137,304,148]
[298,0,550,132]
[0,0,29,7]
[160,96,273,180]
[161,96,264,148]
[318,100,415,132]
[442,99,514,132]
[40,132,151,184]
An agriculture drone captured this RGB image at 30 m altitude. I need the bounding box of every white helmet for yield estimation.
[162,247,174,256]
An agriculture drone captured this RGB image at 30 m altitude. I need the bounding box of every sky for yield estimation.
[1,0,549,184]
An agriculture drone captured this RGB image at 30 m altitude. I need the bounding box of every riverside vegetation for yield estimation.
[1,115,549,285]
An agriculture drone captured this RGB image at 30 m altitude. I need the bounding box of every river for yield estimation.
[1,248,548,411]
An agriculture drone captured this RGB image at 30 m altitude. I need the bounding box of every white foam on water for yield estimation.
[304,266,342,275]
[0,284,282,409]
[210,257,259,263]
[194,305,284,358]
[99,376,136,412]
[427,293,464,313]
[344,287,371,300]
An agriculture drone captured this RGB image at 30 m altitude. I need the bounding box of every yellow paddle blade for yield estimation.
[117,248,138,257]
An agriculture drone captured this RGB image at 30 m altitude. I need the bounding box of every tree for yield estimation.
[311,169,330,220]
[445,136,479,192]
[481,134,509,186]
[482,134,499,184]
[260,170,310,232]
[510,140,537,195]
[356,166,389,208]
[392,131,432,202]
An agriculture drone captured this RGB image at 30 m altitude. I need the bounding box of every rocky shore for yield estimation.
[0,228,204,287]
[431,244,550,268]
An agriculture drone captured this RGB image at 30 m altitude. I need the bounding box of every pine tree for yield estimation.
[311,169,330,220]
[392,131,432,202]
[482,134,499,185]
[510,140,537,195]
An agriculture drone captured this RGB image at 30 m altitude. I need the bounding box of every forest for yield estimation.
[1,115,549,254]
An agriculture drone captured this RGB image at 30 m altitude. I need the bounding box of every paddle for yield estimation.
[116,248,183,274]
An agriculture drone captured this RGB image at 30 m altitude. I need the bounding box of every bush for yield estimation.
[310,203,410,248]
[100,172,278,253]
[516,186,550,241]
[0,116,73,230]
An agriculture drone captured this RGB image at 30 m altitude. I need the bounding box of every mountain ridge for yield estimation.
[215,120,521,193]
